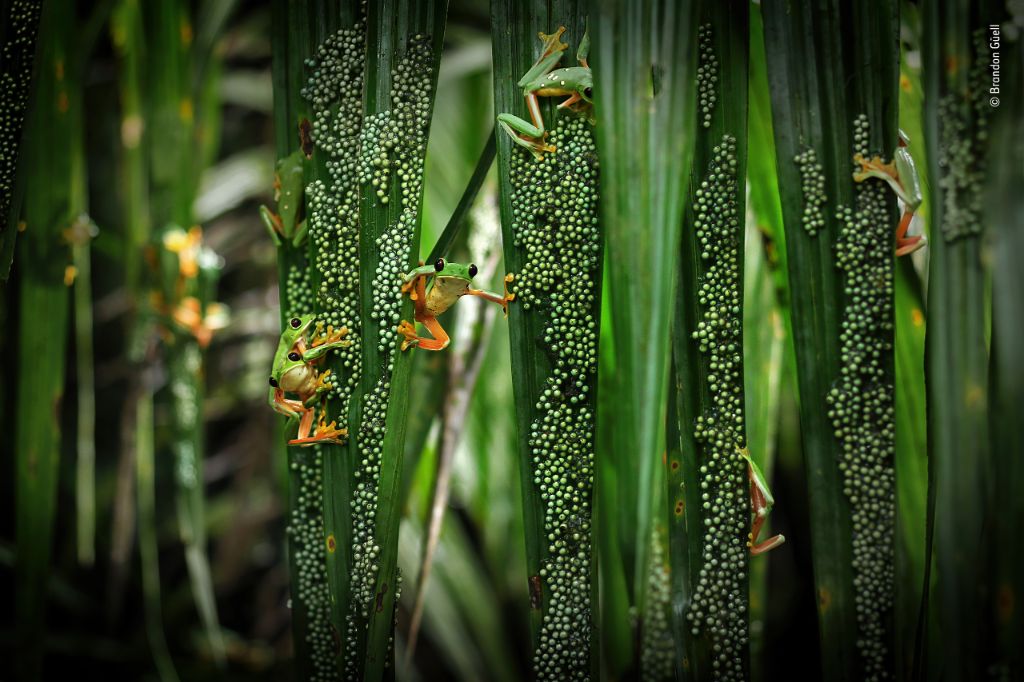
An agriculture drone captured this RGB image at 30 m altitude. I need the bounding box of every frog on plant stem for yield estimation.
[852,130,926,257]
[739,447,786,556]
[397,258,515,352]
[268,314,350,446]
[496,25,593,159]
[260,149,307,248]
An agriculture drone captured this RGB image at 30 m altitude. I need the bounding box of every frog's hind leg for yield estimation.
[558,92,583,110]
[748,484,785,555]
[895,211,926,256]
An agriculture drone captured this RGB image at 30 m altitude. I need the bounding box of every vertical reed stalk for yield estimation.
[492,3,602,678]
[763,1,900,678]
[921,2,1001,679]
[0,0,42,277]
[13,1,73,678]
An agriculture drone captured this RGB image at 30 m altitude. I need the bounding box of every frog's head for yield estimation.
[432,258,478,282]
[283,314,315,345]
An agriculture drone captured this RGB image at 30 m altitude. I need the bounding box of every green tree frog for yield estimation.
[852,130,926,257]
[739,447,786,555]
[497,26,592,158]
[268,314,350,446]
[397,258,515,352]
[260,149,307,248]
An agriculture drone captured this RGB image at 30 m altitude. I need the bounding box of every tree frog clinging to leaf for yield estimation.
[739,447,786,556]
[268,314,350,446]
[852,130,926,257]
[397,258,515,352]
[497,26,593,159]
[260,149,308,249]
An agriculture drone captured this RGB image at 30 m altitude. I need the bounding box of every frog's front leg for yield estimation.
[303,327,351,362]
[465,273,517,317]
[260,205,285,247]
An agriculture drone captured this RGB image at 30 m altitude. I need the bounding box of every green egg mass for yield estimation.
[936,31,990,242]
[0,0,41,238]
[302,17,368,680]
[307,27,435,678]
[827,114,895,682]
[697,24,718,129]
[641,528,674,681]
[286,446,337,682]
[685,134,748,682]
[794,147,828,236]
[508,116,600,681]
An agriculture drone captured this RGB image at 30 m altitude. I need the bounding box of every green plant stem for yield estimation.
[426,128,495,264]
[13,2,73,678]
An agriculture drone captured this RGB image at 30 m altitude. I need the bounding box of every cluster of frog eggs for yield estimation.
[285,268,315,318]
[303,22,365,412]
[301,22,367,677]
[508,117,600,681]
[285,447,339,681]
[685,135,749,682]
[360,35,433,365]
[827,114,895,682]
[0,0,41,223]
[697,24,718,129]
[641,529,675,682]
[937,89,987,241]
[794,148,828,235]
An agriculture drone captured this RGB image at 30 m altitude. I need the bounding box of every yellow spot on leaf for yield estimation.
[965,384,985,410]
[818,587,832,613]
[180,21,193,46]
[64,265,77,286]
[55,59,64,80]
[674,499,685,516]
[899,74,911,92]
[911,308,924,327]
[58,91,68,113]
[17,220,27,232]
[326,534,337,553]
[179,98,193,124]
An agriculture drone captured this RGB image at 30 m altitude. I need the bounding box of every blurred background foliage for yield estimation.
[0,0,1019,680]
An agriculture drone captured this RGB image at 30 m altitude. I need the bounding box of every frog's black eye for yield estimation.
[290,317,301,328]
[584,87,593,99]
[468,263,478,278]
[434,258,445,272]
[288,352,300,361]
[268,377,279,388]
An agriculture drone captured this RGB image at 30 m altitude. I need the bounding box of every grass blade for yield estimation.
[589,0,697,675]
[987,27,1023,677]
[921,3,996,678]
[0,0,43,278]
[13,2,74,677]
[669,4,750,680]
[762,1,900,678]
[491,3,603,677]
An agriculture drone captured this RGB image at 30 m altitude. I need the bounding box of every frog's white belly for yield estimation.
[426,277,469,316]
[280,365,316,399]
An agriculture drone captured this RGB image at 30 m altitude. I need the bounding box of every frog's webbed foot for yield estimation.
[311,323,349,348]
[289,410,347,447]
[852,153,897,182]
[503,273,516,316]
[538,27,568,60]
[398,319,421,351]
